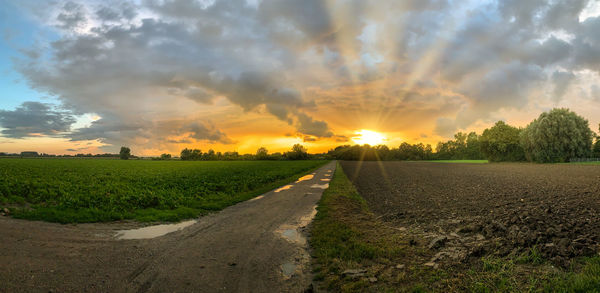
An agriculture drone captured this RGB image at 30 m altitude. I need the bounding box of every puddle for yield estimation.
[249,195,264,201]
[281,262,296,277]
[281,229,304,244]
[295,174,314,183]
[320,178,330,182]
[274,185,293,192]
[275,206,318,281]
[115,220,197,240]
[311,183,329,189]
[276,206,318,245]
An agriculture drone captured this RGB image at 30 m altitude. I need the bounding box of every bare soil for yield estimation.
[341,161,600,268]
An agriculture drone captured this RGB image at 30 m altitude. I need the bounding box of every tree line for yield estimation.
[178,144,314,161]
[330,108,600,163]
[6,108,597,163]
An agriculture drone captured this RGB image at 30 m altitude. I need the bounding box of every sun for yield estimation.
[352,129,387,145]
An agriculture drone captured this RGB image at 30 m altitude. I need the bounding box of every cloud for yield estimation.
[295,112,333,138]
[8,0,600,149]
[56,1,87,30]
[69,117,233,149]
[0,102,76,138]
[551,71,576,102]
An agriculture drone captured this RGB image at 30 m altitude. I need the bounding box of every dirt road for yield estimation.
[0,161,336,293]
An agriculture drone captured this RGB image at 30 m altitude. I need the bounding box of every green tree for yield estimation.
[180,148,202,160]
[480,121,525,162]
[520,108,593,163]
[119,147,131,160]
[286,144,309,160]
[256,147,269,160]
[465,132,484,159]
[160,153,171,160]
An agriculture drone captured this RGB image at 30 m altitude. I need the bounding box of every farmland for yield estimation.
[310,161,600,292]
[0,159,327,223]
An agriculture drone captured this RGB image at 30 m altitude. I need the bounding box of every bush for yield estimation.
[480,121,525,162]
[520,108,593,163]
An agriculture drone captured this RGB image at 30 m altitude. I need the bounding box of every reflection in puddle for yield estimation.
[320,178,330,182]
[274,185,293,192]
[275,206,318,280]
[249,195,264,201]
[295,174,314,183]
[281,229,304,244]
[281,262,296,277]
[311,183,329,189]
[115,220,197,240]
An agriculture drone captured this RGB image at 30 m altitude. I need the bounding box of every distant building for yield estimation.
[20,151,39,157]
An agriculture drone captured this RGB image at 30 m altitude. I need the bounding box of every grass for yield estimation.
[0,159,327,223]
[566,161,600,165]
[310,162,600,292]
[423,160,489,164]
[309,162,423,292]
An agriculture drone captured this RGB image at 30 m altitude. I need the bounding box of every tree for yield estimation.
[256,147,269,160]
[480,121,525,162]
[203,149,216,160]
[520,108,593,163]
[180,148,202,160]
[594,124,600,158]
[286,144,309,160]
[160,153,171,160]
[119,147,131,160]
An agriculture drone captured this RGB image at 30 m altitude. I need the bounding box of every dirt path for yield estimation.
[0,161,336,293]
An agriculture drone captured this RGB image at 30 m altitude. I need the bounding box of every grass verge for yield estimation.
[423,160,489,164]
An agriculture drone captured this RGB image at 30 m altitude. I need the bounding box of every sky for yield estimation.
[1,0,600,156]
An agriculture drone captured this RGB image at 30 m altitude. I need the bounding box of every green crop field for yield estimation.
[0,159,327,223]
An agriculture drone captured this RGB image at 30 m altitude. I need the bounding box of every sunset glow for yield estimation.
[352,130,387,146]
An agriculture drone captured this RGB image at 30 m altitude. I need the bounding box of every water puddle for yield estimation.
[320,178,330,182]
[295,174,314,183]
[115,220,197,240]
[281,262,296,278]
[275,206,318,280]
[311,183,329,189]
[281,229,305,244]
[274,185,293,192]
[249,195,264,201]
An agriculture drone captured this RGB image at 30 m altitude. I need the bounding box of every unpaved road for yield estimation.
[0,161,336,293]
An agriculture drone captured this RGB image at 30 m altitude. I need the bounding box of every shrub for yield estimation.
[520,108,593,163]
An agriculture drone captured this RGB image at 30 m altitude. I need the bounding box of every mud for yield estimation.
[341,161,600,267]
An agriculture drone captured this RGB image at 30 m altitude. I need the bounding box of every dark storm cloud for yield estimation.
[0,102,76,138]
